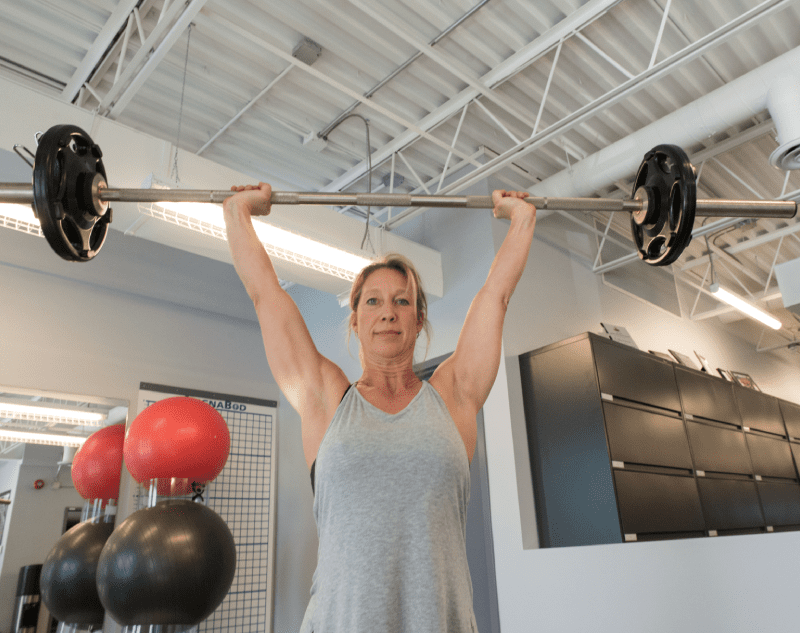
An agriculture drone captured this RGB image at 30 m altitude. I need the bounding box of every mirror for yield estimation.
[0,384,128,632]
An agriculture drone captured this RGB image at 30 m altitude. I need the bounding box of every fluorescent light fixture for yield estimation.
[0,429,87,447]
[0,203,43,237]
[140,199,373,281]
[0,402,106,425]
[710,283,782,330]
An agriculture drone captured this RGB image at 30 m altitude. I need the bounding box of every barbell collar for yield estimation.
[694,198,797,218]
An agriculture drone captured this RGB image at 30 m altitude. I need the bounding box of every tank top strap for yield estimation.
[310,383,355,494]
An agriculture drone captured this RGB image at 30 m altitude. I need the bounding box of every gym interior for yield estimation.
[1,1,800,632]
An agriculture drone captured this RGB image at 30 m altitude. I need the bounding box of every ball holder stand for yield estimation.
[0,124,796,267]
[80,498,117,524]
[118,479,211,633]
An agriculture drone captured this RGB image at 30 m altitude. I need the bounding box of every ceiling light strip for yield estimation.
[139,202,370,281]
[0,411,103,426]
[0,204,43,237]
[710,283,782,330]
[0,430,87,447]
[0,403,106,421]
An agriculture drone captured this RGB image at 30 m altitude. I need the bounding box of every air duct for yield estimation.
[774,257,800,317]
[531,45,800,202]
[767,76,800,170]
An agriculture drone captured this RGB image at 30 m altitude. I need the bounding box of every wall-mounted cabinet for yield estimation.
[519,333,800,547]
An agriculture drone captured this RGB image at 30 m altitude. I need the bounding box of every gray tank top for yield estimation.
[299,381,477,633]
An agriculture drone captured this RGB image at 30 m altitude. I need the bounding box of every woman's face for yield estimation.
[353,268,422,363]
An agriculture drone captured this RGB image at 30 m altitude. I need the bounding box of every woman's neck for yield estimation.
[357,365,421,396]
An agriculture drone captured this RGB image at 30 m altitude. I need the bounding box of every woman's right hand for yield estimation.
[223,182,273,217]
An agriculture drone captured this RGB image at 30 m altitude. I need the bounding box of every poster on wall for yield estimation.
[136,383,278,633]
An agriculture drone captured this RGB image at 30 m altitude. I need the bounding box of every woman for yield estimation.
[223,183,536,633]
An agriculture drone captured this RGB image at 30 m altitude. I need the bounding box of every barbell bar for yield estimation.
[2,183,797,216]
[0,124,797,266]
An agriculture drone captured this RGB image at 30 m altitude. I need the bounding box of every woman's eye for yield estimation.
[396,298,409,305]
[365,298,377,305]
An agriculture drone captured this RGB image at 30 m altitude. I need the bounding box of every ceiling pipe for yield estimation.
[530,45,800,204]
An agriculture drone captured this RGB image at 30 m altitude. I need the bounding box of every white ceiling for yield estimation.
[2,0,800,352]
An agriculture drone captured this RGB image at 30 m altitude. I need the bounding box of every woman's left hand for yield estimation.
[492,190,536,222]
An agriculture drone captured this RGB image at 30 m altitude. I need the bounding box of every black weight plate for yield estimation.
[33,124,111,262]
[630,144,696,266]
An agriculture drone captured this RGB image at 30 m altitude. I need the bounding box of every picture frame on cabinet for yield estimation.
[694,351,712,373]
[600,323,638,349]
[730,370,761,391]
[649,350,674,362]
[668,349,697,369]
[717,368,733,381]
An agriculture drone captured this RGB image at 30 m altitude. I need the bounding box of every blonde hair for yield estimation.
[345,253,431,362]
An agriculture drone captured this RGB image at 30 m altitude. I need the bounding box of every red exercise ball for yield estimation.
[72,424,125,501]
[124,397,230,496]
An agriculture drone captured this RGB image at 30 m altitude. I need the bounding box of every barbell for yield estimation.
[1,124,797,266]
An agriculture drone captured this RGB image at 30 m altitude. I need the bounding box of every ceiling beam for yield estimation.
[100,0,208,119]
[61,0,142,103]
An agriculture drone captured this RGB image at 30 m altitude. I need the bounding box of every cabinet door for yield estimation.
[675,367,740,425]
[746,433,797,480]
[697,478,764,531]
[735,387,786,437]
[758,482,800,526]
[614,470,705,535]
[604,403,691,470]
[592,337,681,412]
[687,421,752,476]
[780,400,800,439]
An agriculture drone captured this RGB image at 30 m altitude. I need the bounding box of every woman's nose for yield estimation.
[381,305,397,320]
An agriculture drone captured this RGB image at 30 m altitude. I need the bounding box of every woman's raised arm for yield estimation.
[433,190,536,412]
[223,183,349,418]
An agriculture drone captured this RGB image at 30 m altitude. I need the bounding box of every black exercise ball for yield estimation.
[96,499,236,626]
[41,520,115,626]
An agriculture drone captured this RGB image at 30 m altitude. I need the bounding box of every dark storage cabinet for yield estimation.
[519,332,800,548]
